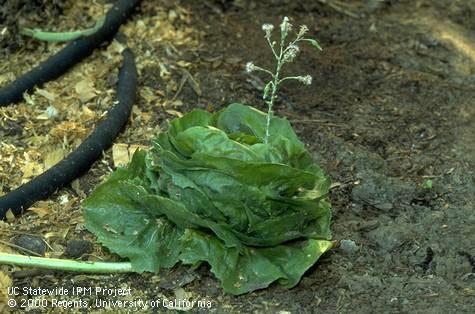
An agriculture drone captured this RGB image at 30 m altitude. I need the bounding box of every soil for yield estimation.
[1,0,474,313]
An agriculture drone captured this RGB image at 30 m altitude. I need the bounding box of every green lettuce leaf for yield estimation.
[83,103,332,294]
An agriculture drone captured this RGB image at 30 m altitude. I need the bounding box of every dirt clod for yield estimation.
[65,239,93,259]
[13,235,47,256]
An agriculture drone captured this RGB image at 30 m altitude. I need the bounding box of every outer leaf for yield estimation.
[83,152,184,272]
[179,229,332,295]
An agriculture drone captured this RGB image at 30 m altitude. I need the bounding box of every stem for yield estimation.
[278,76,302,84]
[264,26,289,144]
[265,56,283,144]
[266,37,279,60]
[253,65,275,77]
[0,252,133,273]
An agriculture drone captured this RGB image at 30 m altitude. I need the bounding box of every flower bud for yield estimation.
[280,16,292,34]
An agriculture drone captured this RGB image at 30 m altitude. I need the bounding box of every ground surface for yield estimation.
[0,0,474,313]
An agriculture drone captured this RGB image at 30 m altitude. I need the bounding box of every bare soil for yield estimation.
[1,0,474,313]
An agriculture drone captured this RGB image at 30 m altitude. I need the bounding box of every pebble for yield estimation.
[340,239,359,255]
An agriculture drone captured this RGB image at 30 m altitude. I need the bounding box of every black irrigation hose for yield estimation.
[0,47,137,219]
[0,0,140,106]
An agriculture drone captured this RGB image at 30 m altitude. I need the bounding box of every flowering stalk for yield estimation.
[246,17,322,143]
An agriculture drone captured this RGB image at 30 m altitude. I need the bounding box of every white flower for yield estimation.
[262,24,274,38]
[283,44,299,62]
[288,44,299,53]
[280,16,292,34]
[298,25,309,37]
[245,61,256,73]
[298,75,312,85]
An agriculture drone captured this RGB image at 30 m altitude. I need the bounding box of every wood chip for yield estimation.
[112,143,149,167]
[75,79,97,103]
[35,88,57,101]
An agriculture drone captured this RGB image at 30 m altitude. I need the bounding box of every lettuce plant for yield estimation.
[82,17,332,295]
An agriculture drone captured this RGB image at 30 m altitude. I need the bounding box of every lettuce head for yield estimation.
[83,103,332,295]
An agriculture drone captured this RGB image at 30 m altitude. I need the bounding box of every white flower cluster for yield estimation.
[283,44,299,62]
[297,75,312,85]
[262,24,274,39]
[298,25,309,38]
[245,61,256,73]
